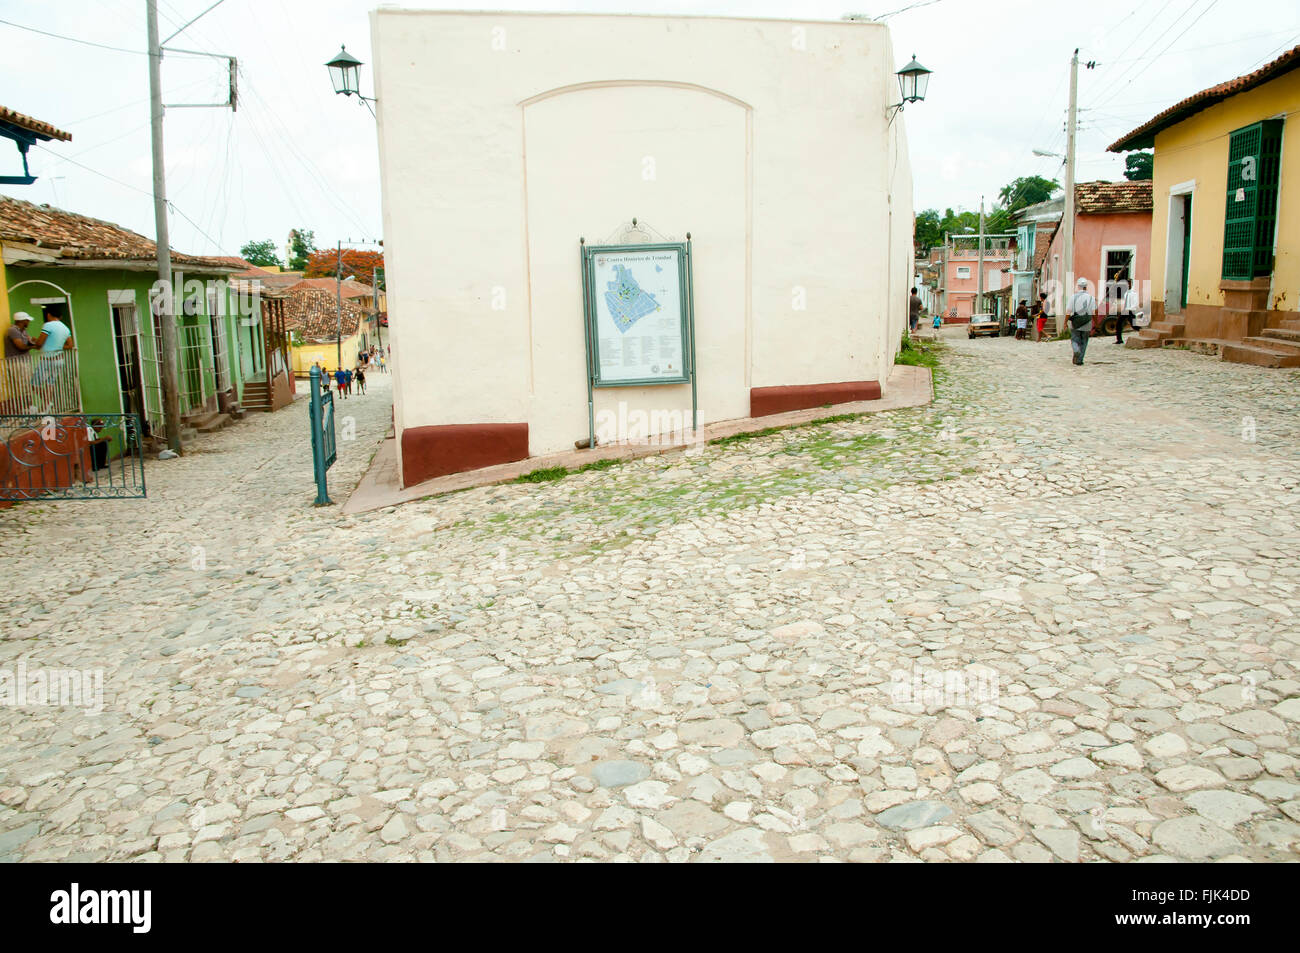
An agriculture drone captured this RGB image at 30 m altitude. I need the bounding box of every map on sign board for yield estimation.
[584,243,690,386]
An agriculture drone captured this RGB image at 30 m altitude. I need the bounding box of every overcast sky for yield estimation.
[3,0,1297,257]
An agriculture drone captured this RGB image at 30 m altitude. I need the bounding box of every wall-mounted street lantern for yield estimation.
[889,55,932,122]
[326,45,376,110]
[897,55,932,104]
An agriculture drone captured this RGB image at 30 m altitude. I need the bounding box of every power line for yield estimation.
[876,0,948,20]
[1085,0,1182,107]
[0,14,221,58]
[1092,0,1224,111]
[0,16,146,54]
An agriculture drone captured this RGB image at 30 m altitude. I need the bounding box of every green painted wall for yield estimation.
[5,266,251,445]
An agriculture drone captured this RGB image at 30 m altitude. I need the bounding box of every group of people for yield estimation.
[999,279,1141,366]
[316,362,366,399]
[1062,278,1141,365]
[357,344,387,373]
[314,345,390,400]
[908,287,942,332]
[4,305,75,408]
[4,305,74,360]
[1011,293,1054,342]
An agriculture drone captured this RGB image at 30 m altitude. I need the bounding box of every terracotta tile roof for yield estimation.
[283,287,370,344]
[286,277,374,299]
[0,195,233,270]
[1074,179,1153,214]
[236,268,302,289]
[1109,45,1300,152]
[0,105,71,142]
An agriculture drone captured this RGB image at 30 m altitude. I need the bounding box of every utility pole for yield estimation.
[146,0,236,453]
[1063,48,1079,307]
[147,0,182,453]
[977,196,985,315]
[372,265,382,348]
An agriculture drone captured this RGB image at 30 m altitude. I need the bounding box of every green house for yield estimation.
[2,196,292,449]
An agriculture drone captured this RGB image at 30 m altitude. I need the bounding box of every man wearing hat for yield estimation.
[1066,278,1097,366]
[4,312,36,359]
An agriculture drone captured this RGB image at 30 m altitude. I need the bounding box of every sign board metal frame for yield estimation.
[580,238,697,450]
[581,241,694,388]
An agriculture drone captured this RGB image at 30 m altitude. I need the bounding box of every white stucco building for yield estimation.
[372,10,914,486]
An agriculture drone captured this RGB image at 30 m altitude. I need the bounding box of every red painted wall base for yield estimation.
[401,423,529,487]
[749,380,882,417]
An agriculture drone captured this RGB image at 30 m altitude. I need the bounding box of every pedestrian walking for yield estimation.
[344,367,353,396]
[1067,278,1096,366]
[1116,282,1138,345]
[334,367,347,397]
[908,287,922,334]
[1034,292,1049,341]
[355,365,367,395]
[1014,300,1029,340]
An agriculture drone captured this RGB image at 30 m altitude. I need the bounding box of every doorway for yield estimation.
[112,303,148,438]
[1166,191,1193,313]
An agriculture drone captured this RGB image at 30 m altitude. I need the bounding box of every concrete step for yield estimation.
[1243,334,1300,356]
[1170,338,1225,356]
[1220,342,1300,368]
[1261,327,1300,344]
[195,413,232,434]
[182,410,221,429]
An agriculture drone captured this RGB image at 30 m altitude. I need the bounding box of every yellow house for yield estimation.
[282,286,378,377]
[1110,46,1300,366]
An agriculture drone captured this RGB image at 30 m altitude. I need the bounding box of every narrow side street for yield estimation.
[1,340,1297,862]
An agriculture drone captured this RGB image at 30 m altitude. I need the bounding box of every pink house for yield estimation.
[938,237,1015,323]
[1038,181,1153,332]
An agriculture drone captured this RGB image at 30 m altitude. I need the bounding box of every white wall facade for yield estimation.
[371,11,913,485]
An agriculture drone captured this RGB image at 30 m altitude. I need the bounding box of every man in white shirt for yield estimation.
[1116,282,1140,345]
[1067,278,1096,366]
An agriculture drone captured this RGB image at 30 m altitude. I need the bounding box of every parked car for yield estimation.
[967,313,1000,338]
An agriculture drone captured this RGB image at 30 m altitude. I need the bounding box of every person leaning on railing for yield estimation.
[4,311,37,359]
[30,304,74,401]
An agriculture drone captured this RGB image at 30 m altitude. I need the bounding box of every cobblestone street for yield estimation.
[2,338,1298,863]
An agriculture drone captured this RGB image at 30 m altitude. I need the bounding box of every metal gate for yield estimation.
[308,365,336,505]
[177,322,215,413]
[0,413,146,500]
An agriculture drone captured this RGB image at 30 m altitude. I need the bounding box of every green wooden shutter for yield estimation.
[1222,120,1284,280]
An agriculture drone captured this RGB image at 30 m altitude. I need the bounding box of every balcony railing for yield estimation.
[950,247,1014,259]
[0,348,82,416]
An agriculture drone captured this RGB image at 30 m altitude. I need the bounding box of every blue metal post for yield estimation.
[308,364,332,505]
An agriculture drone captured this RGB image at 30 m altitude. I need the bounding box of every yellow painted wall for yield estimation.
[0,248,11,342]
[1149,68,1300,312]
[292,329,367,377]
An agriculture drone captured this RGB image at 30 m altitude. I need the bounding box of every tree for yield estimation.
[303,248,385,283]
[997,175,1058,212]
[287,228,316,272]
[913,209,942,254]
[1124,152,1153,181]
[239,239,281,268]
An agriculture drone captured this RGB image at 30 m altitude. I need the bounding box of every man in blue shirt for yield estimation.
[30,304,73,399]
[32,303,73,352]
[334,367,347,398]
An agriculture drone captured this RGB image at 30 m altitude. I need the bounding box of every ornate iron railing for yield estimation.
[0,413,146,501]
